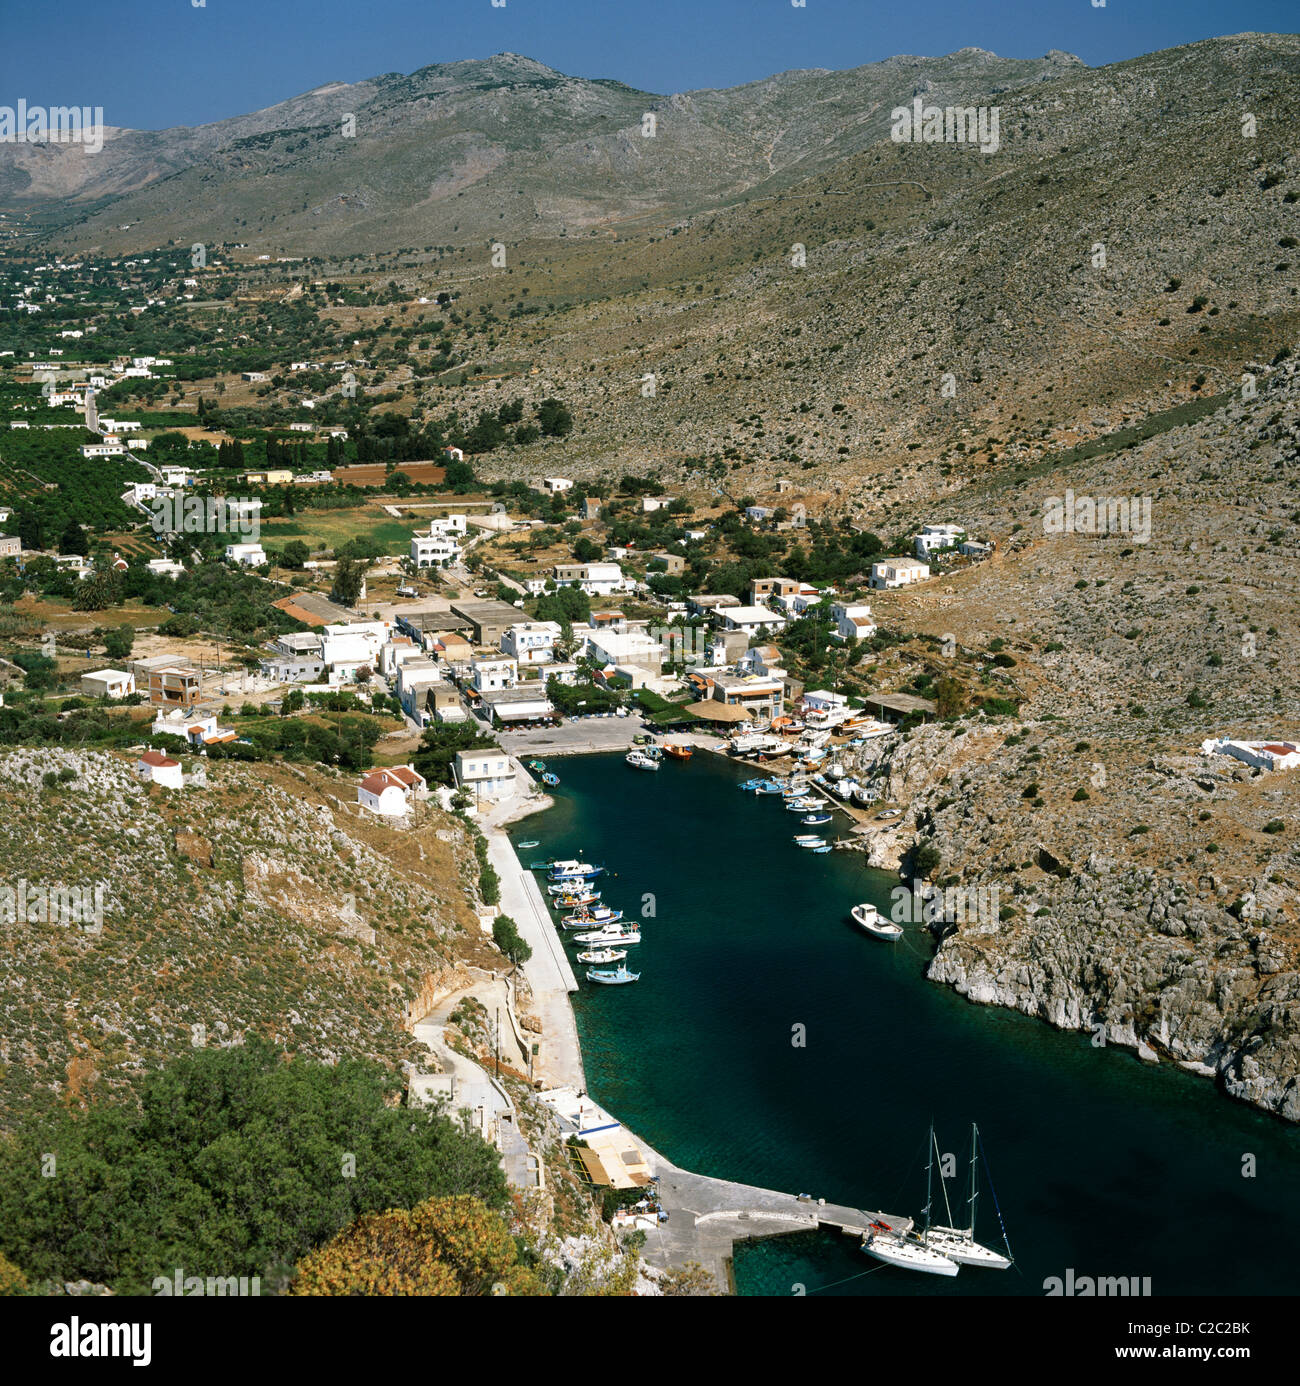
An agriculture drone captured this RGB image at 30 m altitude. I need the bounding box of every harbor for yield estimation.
[497,747,1300,1296]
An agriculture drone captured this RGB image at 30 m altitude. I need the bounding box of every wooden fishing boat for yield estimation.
[661,742,693,760]
[587,965,640,985]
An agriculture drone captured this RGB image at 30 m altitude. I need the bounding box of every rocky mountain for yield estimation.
[5,48,1083,252]
[836,359,1300,1121]
[0,747,497,1129]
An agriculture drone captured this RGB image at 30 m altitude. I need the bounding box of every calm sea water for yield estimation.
[515,750,1300,1297]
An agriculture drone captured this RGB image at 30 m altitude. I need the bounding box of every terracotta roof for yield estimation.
[360,770,408,796]
[385,765,425,787]
[140,750,180,768]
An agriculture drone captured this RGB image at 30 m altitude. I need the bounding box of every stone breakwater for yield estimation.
[840,723,1300,1121]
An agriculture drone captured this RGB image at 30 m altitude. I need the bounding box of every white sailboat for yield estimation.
[862,1124,960,1276]
[926,1123,1014,1269]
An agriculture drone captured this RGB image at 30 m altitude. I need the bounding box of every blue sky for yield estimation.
[2,0,1294,130]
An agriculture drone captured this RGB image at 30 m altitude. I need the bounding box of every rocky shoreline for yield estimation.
[838,724,1300,1123]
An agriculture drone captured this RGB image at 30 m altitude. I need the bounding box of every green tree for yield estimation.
[412,722,499,787]
[0,1039,507,1295]
[60,520,89,556]
[102,624,135,661]
[491,915,532,966]
[330,557,368,608]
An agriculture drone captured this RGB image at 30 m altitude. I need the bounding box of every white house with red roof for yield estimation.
[137,749,183,789]
[357,763,428,816]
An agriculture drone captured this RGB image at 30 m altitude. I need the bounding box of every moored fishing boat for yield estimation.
[547,859,603,881]
[586,965,640,985]
[851,903,903,939]
[551,891,601,909]
[626,749,659,771]
[801,812,832,825]
[517,840,540,850]
[792,834,823,844]
[661,741,693,760]
[563,906,624,927]
[542,772,560,786]
[576,947,628,964]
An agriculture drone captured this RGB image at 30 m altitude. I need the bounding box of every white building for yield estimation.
[1199,738,1300,773]
[357,764,427,816]
[584,628,666,671]
[542,477,573,494]
[454,749,517,802]
[870,558,931,590]
[718,604,787,637]
[146,558,186,579]
[411,530,460,568]
[81,443,126,459]
[225,542,267,566]
[159,466,192,486]
[80,669,135,698]
[471,656,518,693]
[137,749,183,789]
[501,621,561,665]
[914,523,968,560]
[831,602,877,643]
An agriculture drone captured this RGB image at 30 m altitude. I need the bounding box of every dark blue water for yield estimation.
[516,751,1300,1296]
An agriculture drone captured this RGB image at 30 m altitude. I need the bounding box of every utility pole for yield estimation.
[494,1008,501,1079]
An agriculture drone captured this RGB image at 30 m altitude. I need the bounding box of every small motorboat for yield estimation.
[517,840,540,850]
[801,813,832,826]
[786,797,822,811]
[551,891,601,909]
[542,772,560,786]
[810,844,833,853]
[587,965,640,985]
[662,742,693,760]
[793,834,823,844]
[548,879,601,897]
[626,749,659,771]
[851,903,903,939]
[577,947,628,964]
[547,860,603,881]
[573,925,642,945]
[527,759,546,772]
[563,906,624,927]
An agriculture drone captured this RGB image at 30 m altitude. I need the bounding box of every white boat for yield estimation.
[587,965,640,985]
[928,1124,1014,1269]
[572,925,642,945]
[626,749,660,771]
[863,1225,960,1277]
[853,784,879,805]
[862,1124,960,1277]
[796,837,827,849]
[577,947,627,964]
[851,903,903,940]
[547,859,603,881]
[792,834,823,844]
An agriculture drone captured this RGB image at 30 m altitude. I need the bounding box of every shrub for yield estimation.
[1072,787,1090,802]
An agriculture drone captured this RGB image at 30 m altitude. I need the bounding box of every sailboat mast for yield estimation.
[923,1121,936,1241]
[968,1123,980,1234]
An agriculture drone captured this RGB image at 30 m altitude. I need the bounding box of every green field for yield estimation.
[259,507,423,555]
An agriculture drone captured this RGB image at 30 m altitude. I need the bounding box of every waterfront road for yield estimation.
[479,784,586,1092]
